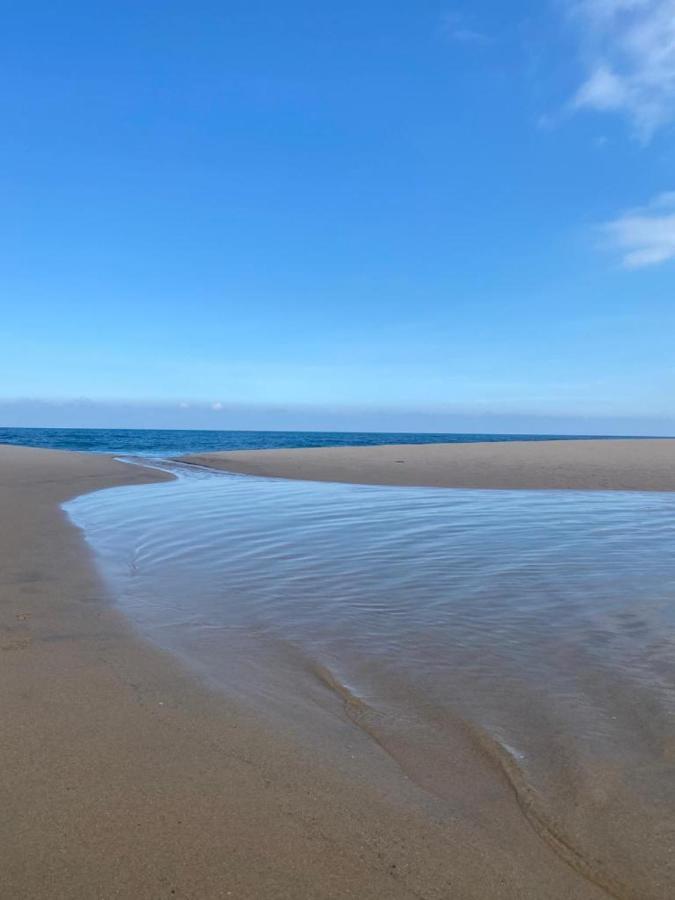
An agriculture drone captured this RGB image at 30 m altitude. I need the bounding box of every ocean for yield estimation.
[0,426,615,457]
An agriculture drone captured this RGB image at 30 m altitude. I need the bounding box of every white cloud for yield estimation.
[442,11,489,44]
[570,0,675,140]
[574,64,627,110]
[211,401,224,411]
[602,192,675,267]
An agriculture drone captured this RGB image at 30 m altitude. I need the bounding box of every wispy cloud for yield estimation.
[570,0,675,140]
[442,11,490,45]
[602,192,675,267]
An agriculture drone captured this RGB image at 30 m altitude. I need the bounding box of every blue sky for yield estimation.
[2,0,675,433]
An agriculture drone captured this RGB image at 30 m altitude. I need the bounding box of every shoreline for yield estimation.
[0,444,611,898]
[178,437,675,492]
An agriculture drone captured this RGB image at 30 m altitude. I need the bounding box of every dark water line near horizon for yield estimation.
[0,426,636,458]
[65,461,675,898]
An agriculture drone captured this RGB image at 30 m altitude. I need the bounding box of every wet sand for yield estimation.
[180,437,675,491]
[0,444,615,898]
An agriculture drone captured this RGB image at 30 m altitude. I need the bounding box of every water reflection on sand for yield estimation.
[66,464,675,897]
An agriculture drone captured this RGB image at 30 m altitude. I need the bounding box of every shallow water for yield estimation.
[66,464,675,897]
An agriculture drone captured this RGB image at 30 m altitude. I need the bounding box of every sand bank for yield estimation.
[180,437,675,492]
[0,445,610,898]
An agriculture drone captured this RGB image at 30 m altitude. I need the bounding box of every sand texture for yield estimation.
[1,444,612,898]
[181,438,675,492]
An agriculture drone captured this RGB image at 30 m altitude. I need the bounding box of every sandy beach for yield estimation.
[0,443,652,898]
[180,437,675,491]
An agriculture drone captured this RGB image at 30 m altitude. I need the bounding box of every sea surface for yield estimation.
[0,426,618,457]
[65,459,675,898]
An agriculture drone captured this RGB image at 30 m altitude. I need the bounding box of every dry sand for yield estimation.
[181,437,675,492]
[0,444,614,898]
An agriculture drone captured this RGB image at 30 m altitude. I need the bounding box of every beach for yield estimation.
[2,441,671,898]
[180,437,675,491]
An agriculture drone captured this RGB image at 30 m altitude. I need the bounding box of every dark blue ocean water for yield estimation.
[0,426,615,457]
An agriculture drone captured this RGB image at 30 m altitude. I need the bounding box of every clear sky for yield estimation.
[2,0,675,433]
